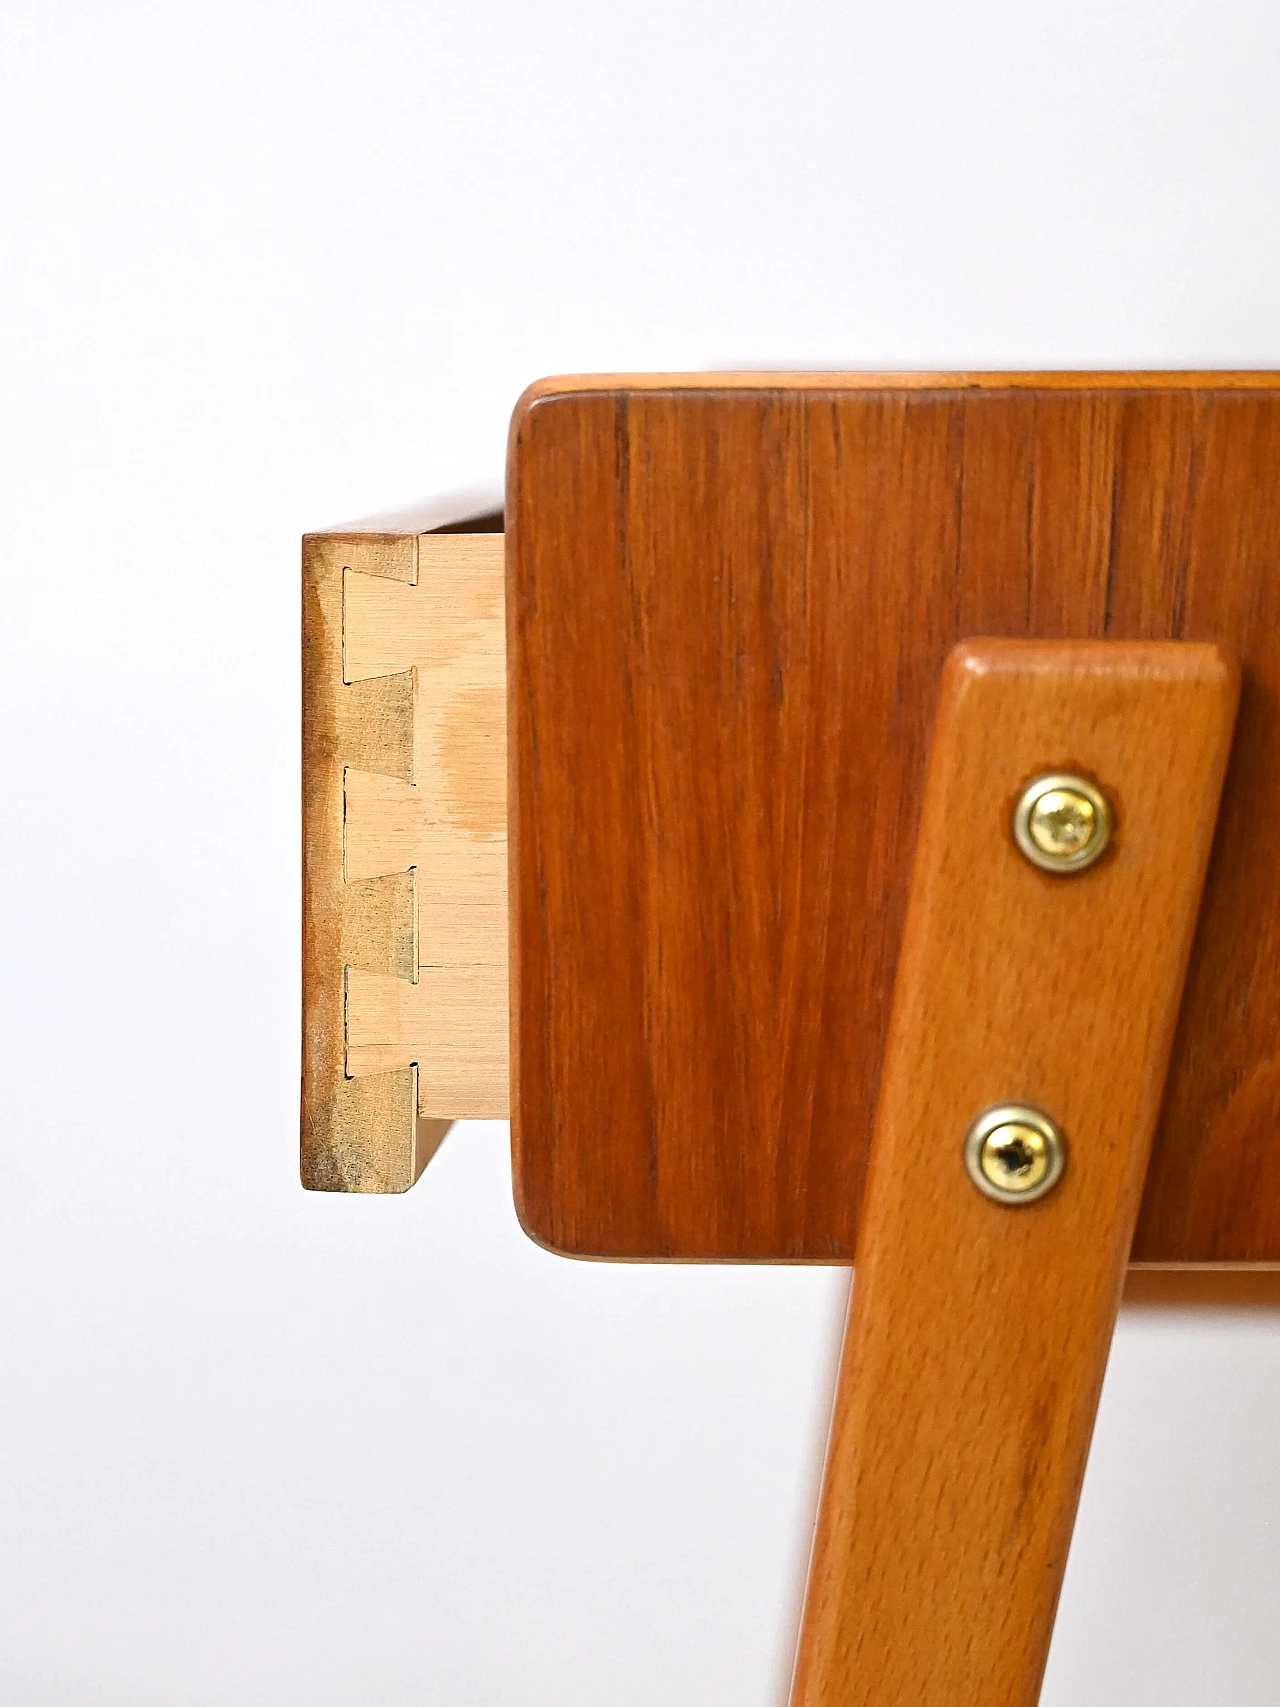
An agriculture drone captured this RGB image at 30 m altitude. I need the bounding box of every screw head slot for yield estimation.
[964,1104,1066,1205]
[1012,773,1113,874]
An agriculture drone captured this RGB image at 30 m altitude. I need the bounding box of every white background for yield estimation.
[2,2,1279,1702]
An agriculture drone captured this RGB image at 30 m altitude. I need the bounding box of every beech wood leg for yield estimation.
[790,640,1238,1707]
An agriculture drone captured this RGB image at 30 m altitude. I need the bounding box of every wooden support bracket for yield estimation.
[789,639,1238,1706]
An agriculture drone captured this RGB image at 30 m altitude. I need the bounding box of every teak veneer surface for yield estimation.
[790,639,1237,1707]
[508,374,1280,1263]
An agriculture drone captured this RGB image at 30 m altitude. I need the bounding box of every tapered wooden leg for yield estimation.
[790,640,1238,1707]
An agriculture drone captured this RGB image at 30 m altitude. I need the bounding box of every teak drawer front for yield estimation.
[507,376,1280,1263]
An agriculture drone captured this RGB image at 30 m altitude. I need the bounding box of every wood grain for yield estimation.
[301,520,504,1193]
[343,534,509,1120]
[302,530,422,1191]
[507,375,1280,1261]
[789,639,1238,1707]
[519,371,1280,398]
[1123,1267,1280,1307]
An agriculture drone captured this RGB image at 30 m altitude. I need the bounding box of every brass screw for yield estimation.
[1012,772,1113,874]
[964,1104,1066,1205]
